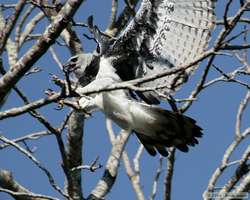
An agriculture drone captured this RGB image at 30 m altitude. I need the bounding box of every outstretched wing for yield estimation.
[148,0,216,66]
[107,0,216,103]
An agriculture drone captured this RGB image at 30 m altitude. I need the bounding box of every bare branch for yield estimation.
[0,92,62,120]
[15,5,36,48]
[180,56,213,112]
[133,144,144,175]
[203,125,250,200]
[211,64,250,89]
[0,170,59,200]
[106,0,140,36]
[0,136,67,198]
[107,0,118,32]
[0,0,84,103]
[18,11,45,48]
[0,187,59,200]
[217,145,250,197]
[221,44,250,50]
[71,156,102,172]
[236,91,250,137]
[0,131,51,149]
[49,47,64,70]
[122,151,145,200]
[228,172,250,199]
[223,0,233,28]
[150,157,163,200]
[0,4,17,9]
[217,18,250,25]
[36,0,83,55]
[106,119,145,200]
[164,148,175,200]
[87,129,131,199]
[0,0,26,54]
[202,65,247,89]
[65,111,84,200]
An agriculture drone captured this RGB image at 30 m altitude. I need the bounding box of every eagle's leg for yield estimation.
[78,96,98,114]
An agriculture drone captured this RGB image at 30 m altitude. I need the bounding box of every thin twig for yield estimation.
[0,187,59,200]
[0,135,68,198]
[49,47,64,70]
[71,156,102,172]
[236,91,250,137]
[150,157,163,200]
[0,131,51,149]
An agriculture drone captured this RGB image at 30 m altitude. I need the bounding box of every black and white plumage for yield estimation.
[66,0,216,156]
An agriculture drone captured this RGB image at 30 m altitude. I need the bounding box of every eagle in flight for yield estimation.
[65,0,216,156]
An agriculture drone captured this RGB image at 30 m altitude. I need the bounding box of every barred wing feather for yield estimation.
[112,0,216,103]
[150,0,216,66]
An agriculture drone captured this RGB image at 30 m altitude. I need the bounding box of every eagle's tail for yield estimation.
[133,104,203,157]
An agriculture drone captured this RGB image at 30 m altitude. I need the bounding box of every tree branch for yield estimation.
[0,130,51,149]
[87,129,131,199]
[0,170,59,200]
[0,135,67,198]
[0,0,84,104]
[164,148,175,200]
[0,0,26,54]
[0,92,62,120]
[106,119,145,200]
[66,111,85,200]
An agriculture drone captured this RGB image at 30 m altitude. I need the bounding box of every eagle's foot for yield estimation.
[78,96,98,115]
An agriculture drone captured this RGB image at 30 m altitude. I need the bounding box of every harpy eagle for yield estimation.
[65,0,216,156]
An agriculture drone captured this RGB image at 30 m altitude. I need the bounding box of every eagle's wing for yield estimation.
[107,0,216,103]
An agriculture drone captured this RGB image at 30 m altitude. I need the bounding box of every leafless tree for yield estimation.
[0,1,249,200]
